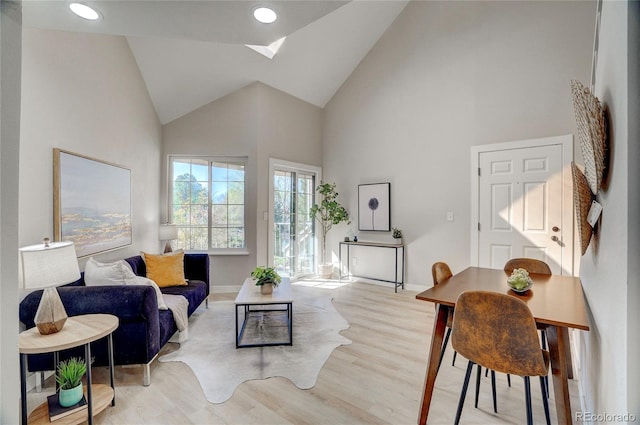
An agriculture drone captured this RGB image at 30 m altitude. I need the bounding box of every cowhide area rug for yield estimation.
[158,284,351,404]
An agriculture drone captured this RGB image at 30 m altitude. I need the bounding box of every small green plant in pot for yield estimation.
[56,357,86,407]
[310,182,350,278]
[392,227,403,243]
[251,266,282,295]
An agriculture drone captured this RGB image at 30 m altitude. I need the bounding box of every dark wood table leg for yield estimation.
[547,325,573,425]
[563,329,574,379]
[418,304,448,425]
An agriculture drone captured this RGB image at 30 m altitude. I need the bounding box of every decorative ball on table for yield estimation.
[251,266,282,295]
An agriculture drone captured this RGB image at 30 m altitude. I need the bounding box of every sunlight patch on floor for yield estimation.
[293,277,352,289]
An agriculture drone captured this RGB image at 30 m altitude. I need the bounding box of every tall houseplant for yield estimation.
[310,182,350,278]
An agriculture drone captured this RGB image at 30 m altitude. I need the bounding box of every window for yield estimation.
[169,156,246,251]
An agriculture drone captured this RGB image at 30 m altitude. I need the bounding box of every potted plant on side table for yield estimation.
[310,182,350,279]
[251,266,282,295]
[56,357,87,407]
[392,227,403,244]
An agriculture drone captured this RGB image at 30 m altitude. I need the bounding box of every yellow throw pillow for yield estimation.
[142,251,187,288]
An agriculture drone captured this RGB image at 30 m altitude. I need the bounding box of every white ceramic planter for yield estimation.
[318,263,333,278]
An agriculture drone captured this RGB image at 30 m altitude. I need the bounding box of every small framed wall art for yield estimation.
[358,182,390,231]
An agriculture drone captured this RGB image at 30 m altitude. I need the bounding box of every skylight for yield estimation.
[245,37,286,60]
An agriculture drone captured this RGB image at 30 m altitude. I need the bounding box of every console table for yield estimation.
[338,241,405,292]
[19,314,118,425]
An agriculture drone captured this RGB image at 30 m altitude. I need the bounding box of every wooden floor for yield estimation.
[27,279,580,424]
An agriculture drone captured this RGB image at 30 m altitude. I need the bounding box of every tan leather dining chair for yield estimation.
[504,258,552,275]
[504,257,552,389]
[451,290,551,425]
[432,262,499,412]
[431,262,455,372]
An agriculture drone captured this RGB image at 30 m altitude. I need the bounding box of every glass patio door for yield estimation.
[273,169,315,278]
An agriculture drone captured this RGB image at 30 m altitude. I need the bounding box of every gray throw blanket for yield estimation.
[163,294,189,335]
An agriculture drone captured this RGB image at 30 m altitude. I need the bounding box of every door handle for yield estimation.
[551,235,559,242]
[552,226,560,232]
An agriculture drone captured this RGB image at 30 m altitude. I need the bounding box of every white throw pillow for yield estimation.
[85,258,168,310]
[84,257,129,286]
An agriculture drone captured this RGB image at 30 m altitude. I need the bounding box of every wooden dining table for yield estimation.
[415,266,589,425]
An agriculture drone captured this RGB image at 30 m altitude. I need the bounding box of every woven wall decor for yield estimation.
[572,162,594,256]
[571,79,606,194]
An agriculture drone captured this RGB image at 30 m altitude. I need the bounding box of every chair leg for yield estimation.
[452,350,458,366]
[455,361,474,425]
[524,376,533,425]
[491,370,497,413]
[507,373,511,387]
[437,327,452,373]
[540,376,551,425]
[474,365,497,412]
[474,365,482,408]
[540,330,549,397]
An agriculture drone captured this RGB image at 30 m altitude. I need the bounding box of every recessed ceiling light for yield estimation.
[253,7,277,24]
[69,3,101,21]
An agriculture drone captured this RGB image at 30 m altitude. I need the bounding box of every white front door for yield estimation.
[471,136,574,275]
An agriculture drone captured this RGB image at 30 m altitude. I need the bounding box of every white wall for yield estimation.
[162,82,322,289]
[20,29,162,266]
[578,0,639,418]
[323,0,595,287]
[255,83,323,267]
[0,2,21,423]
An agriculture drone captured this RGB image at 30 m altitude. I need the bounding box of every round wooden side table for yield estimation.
[19,314,119,425]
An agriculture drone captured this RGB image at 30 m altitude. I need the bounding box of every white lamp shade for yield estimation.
[19,241,81,289]
[159,224,178,241]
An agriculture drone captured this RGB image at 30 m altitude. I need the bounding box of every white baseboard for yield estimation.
[210,285,242,294]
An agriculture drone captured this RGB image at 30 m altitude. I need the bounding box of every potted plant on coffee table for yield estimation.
[310,182,350,279]
[56,357,87,407]
[251,266,282,295]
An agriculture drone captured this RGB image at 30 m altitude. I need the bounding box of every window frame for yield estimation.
[168,155,248,255]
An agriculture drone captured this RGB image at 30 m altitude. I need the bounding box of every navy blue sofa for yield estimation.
[19,253,209,386]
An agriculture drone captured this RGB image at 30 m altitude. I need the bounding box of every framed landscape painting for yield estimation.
[358,182,391,231]
[54,149,132,257]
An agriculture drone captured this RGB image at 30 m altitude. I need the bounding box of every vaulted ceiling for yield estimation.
[23,1,409,123]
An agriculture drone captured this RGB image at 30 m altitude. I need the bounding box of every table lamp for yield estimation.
[159,224,178,253]
[19,239,80,335]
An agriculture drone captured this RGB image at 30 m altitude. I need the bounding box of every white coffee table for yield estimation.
[234,277,293,348]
